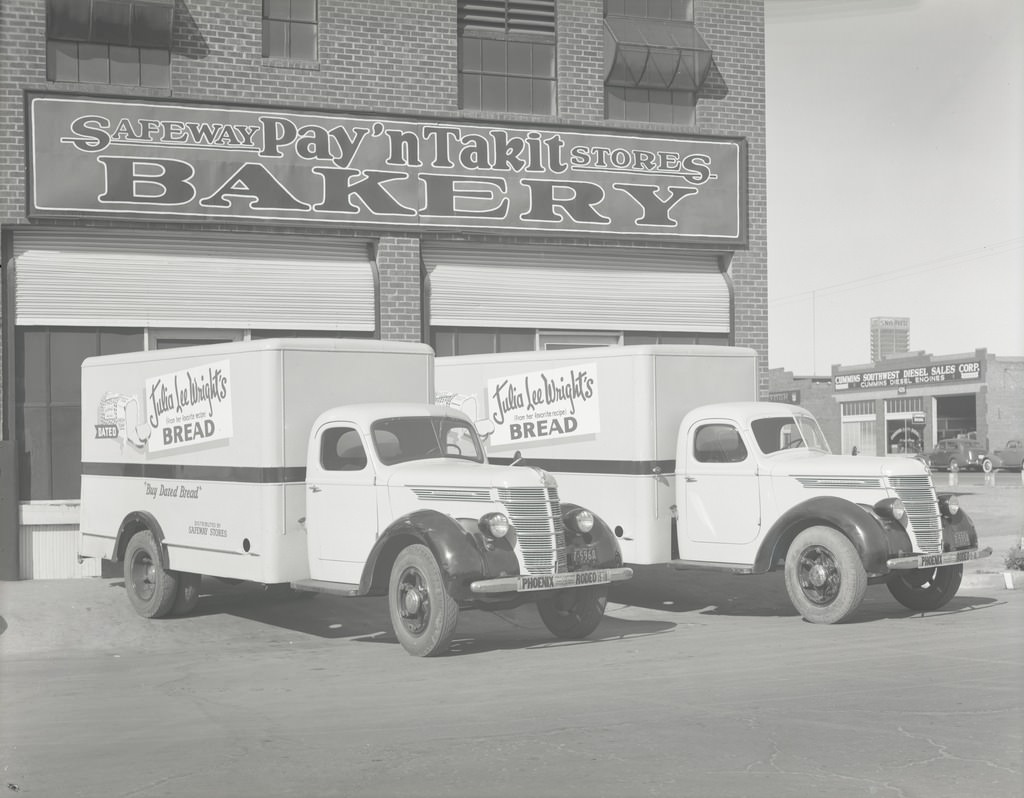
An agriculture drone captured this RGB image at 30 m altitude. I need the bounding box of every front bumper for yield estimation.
[470,566,633,594]
[886,546,992,570]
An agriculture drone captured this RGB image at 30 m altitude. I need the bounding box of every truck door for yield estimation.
[683,421,760,546]
[305,424,379,584]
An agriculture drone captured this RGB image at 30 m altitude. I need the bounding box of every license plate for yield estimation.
[920,550,972,567]
[516,570,611,592]
[571,547,598,568]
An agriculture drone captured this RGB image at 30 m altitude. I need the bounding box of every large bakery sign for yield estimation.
[28,95,746,243]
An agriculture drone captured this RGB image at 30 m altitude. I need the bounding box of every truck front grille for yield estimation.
[889,475,942,553]
[497,486,567,575]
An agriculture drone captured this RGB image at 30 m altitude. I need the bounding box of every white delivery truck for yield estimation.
[79,339,631,656]
[435,345,992,624]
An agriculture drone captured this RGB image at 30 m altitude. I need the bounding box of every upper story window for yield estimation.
[458,0,557,115]
[46,0,174,88]
[603,0,710,126]
[262,0,318,61]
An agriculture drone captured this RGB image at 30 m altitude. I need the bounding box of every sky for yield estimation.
[764,0,1024,374]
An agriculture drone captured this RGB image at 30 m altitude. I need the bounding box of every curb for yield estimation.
[961,570,1024,591]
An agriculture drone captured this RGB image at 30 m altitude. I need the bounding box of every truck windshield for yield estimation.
[750,415,831,455]
[371,416,485,465]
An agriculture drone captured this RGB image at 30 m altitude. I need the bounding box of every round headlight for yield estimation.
[940,495,960,516]
[891,499,906,522]
[573,509,595,534]
[482,512,511,538]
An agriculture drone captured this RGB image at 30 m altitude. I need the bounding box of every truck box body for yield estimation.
[435,345,758,563]
[80,338,433,584]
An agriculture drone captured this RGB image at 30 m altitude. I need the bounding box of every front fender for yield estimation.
[942,506,978,550]
[561,502,622,570]
[114,511,168,568]
[755,496,906,576]
[361,510,518,601]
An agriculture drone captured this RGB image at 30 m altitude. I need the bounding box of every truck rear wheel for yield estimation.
[784,526,867,624]
[537,586,608,639]
[388,544,459,657]
[887,564,963,612]
[124,530,180,619]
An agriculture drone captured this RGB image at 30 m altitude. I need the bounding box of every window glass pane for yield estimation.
[109,45,141,85]
[507,77,532,112]
[456,332,497,356]
[48,39,79,82]
[265,0,290,19]
[290,0,317,23]
[481,38,506,73]
[50,329,98,403]
[624,87,649,121]
[289,21,317,60]
[605,85,626,120]
[132,4,173,49]
[507,40,531,76]
[92,0,132,45]
[497,332,534,352]
[16,330,50,404]
[433,331,456,357]
[622,0,646,16]
[51,406,82,499]
[140,47,170,88]
[100,329,144,355]
[480,75,505,111]
[461,36,481,71]
[19,407,51,500]
[461,74,482,110]
[649,89,673,124]
[78,42,110,83]
[264,19,287,57]
[648,0,671,19]
[532,43,554,77]
[606,0,625,15]
[48,0,91,40]
[532,78,554,114]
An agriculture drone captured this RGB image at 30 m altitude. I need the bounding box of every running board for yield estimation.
[290,579,362,596]
[668,560,756,574]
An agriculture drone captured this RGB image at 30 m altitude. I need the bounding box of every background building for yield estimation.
[0,0,767,578]
[869,316,910,362]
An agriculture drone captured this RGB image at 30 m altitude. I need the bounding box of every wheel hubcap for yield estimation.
[798,545,840,605]
[397,567,430,635]
[130,552,156,601]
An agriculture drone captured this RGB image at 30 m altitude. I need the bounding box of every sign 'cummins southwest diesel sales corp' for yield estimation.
[28,95,747,243]
[834,361,982,392]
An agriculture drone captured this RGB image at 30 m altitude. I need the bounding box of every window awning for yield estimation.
[604,15,713,91]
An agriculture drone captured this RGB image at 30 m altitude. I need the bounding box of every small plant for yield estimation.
[1005,545,1024,571]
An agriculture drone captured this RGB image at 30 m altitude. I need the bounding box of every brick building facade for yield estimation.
[0,0,766,578]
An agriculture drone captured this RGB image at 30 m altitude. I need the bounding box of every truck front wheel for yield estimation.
[784,526,867,624]
[537,586,608,639]
[124,530,180,619]
[388,544,459,657]
[887,564,963,612]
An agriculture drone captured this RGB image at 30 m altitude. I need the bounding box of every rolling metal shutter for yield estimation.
[424,243,729,332]
[12,228,376,330]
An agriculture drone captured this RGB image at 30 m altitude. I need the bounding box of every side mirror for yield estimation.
[474,419,495,439]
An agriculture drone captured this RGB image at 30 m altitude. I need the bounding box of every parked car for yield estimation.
[993,439,1024,470]
[923,438,995,473]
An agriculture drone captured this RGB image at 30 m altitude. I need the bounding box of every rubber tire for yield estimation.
[388,544,459,657]
[124,530,180,619]
[537,586,608,639]
[887,564,963,612]
[784,526,867,624]
[981,458,994,474]
[172,572,202,616]
[948,458,959,473]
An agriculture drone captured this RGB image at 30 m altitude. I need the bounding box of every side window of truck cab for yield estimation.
[320,427,367,471]
[694,424,748,463]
